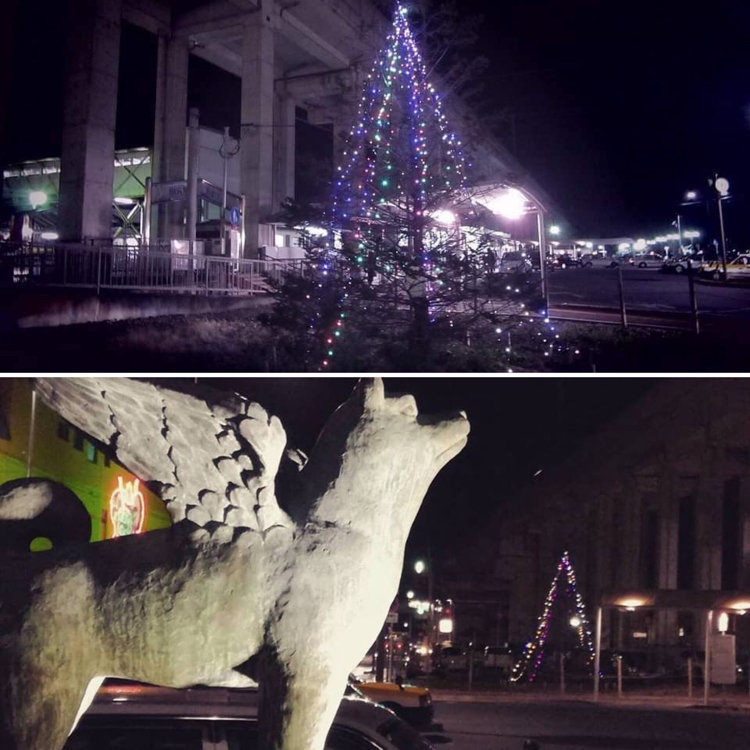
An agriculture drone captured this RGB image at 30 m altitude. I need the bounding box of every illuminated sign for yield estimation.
[109,476,145,537]
[438,618,453,634]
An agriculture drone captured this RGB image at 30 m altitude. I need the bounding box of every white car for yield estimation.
[578,253,619,269]
[633,252,665,268]
[496,251,532,274]
[64,681,440,750]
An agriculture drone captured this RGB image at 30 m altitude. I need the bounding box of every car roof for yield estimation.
[89,682,414,747]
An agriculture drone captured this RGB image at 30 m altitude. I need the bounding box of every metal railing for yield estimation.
[0,242,307,295]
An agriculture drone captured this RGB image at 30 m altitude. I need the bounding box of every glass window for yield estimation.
[65,726,203,750]
[85,440,97,463]
[57,419,70,441]
[73,429,84,451]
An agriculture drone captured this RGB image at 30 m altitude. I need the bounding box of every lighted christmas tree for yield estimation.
[267,3,586,372]
[510,551,594,683]
[317,1,478,369]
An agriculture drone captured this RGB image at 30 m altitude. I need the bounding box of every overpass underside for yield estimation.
[57,0,388,257]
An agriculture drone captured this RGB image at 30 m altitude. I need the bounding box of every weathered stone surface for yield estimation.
[0,378,469,750]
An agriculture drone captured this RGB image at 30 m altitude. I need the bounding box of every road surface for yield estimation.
[548,268,750,319]
[433,697,750,750]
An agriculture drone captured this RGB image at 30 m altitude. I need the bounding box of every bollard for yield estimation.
[616,655,622,697]
[560,652,565,695]
[687,260,700,335]
[617,265,628,328]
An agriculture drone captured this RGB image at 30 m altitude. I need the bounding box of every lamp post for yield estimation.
[712,175,730,279]
[414,558,434,647]
[219,127,240,256]
[477,183,551,313]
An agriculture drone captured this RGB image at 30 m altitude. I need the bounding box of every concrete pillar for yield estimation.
[273,94,296,210]
[58,0,121,242]
[240,0,275,258]
[186,108,200,243]
[152,32,189,241]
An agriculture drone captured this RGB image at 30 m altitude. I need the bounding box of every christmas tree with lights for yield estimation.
[315,1,491,370]
[510,551,594,683]
[268,3,585,372]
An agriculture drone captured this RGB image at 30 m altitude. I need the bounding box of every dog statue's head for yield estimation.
[299,378,469,539]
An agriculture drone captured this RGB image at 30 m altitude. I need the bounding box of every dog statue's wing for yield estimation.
[33,378,291,537]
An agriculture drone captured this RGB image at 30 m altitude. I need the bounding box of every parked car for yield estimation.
[497,250,532,274]
[634,252,665,268]
[483,645,515,675]
[661,255,701,274]
[549,253,579,269]
[348,675,433,727]
[65,680,438,750]
[579,253,619,269]
[433,645,467,672]
[701,254,750,280]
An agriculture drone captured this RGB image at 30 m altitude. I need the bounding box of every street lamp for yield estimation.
[549,225,561,236]
[28,190,47,210]
[474,182,551,313]
[414,560,426,575]
[711,174,730,279]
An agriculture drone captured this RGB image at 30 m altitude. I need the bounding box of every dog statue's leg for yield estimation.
[257,647,350,750]
[0,659,95,750]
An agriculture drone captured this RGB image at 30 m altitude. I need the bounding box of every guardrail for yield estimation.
[0,242,306,295]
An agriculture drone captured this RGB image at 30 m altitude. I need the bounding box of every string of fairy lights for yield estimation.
[317,2,468,369]
[509,551,594,682]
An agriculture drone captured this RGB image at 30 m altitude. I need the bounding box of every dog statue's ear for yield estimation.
[355,378,385,412]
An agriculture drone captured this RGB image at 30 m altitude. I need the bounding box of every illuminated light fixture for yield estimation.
[28,190,48,209]
[438,618,453,634]
[481,188,527,220]
[569,615,581,628]
[431,209,457,226]
[683,230,701,239]
[614,596,653,609]
[414,560,426,574]
[549,225,561,236]
[585,242,593,249]
[618,242,631,251]
[109,476,145,538]
[114,196,135,206]
[305,225,329,238]
[634,239,647,251]
[597,245,605,250]
[718,598,750,612]
[406,590,415,599]
[40,231,59,241]
[717,612,729,634]
[685,190,697,200]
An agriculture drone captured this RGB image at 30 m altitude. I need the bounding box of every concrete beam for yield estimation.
[277,7,350,69]
[191,43,243,77]
[122,0,170,35]
[173,0,255,38]
[276,67,355,100]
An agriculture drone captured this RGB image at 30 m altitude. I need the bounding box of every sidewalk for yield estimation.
[430,687,750,712]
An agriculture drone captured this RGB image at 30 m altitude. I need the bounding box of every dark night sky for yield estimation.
[2,1,749,241]
[194,377,655,562]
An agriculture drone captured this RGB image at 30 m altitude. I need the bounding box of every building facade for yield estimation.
[499,380,750,660]
[0,379,170,548]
